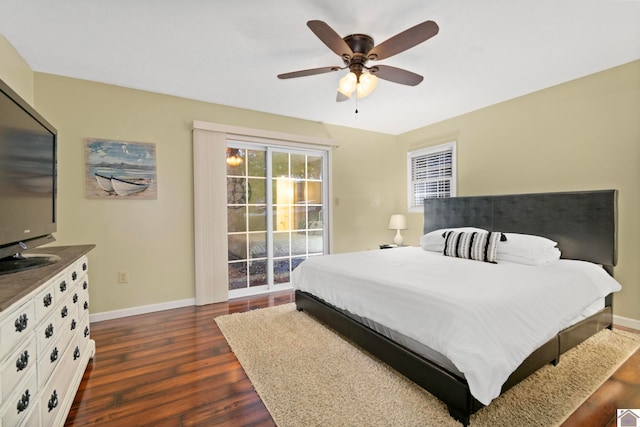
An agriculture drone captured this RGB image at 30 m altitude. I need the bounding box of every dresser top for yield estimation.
[0,245,95,312]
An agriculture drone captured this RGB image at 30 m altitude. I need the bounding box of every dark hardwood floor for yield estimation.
[65,290,639,427]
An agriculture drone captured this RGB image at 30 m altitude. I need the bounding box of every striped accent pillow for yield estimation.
[443,231,502,263]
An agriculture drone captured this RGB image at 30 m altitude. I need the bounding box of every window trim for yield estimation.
[407,141,457,213]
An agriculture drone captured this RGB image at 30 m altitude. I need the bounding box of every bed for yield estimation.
[292,190,619,425]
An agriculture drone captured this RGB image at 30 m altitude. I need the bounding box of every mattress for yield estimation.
[333,297,605,378]
[290,246,621,405]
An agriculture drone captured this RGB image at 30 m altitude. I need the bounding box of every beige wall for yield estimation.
[0,34,34,104]
[324,126,399,252]
[399,60,640,321]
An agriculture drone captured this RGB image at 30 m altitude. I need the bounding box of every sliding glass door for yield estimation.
[226,141,327,297]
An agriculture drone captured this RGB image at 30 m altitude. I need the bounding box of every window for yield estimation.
[407,141,456,212]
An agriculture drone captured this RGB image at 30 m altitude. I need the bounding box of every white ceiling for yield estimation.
[1,0,639,135]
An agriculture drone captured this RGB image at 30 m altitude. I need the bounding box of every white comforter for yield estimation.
[290,247,621,405]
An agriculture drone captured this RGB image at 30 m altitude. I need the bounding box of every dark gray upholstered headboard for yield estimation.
[423,190,618,272]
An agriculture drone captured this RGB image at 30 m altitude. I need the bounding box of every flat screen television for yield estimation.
[0,77,59,275]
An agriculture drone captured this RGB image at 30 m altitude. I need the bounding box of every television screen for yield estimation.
[0,78,57,264]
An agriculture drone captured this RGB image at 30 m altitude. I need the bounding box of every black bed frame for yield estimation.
[295,190,618,425]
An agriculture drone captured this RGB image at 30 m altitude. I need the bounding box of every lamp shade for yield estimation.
[337,72,357,97]
[388,214,407,230]
[356,73,378,98]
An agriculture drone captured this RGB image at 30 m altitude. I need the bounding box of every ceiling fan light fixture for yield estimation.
[356,72,378,98]
[337,71,378,99]
[337,72,357,97]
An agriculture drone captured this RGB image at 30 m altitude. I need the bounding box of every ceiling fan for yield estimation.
[277,19,439,102]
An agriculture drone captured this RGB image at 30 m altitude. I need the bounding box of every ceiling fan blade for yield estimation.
[370,65,423,86]
[277,66,341,79]
[307,20,354,59]
[367,20,439,61]
[336,91,350,102]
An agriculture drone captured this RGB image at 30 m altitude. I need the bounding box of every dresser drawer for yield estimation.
[76,315,91,356]
[19,398,40,427]
[69,256,88,287]
[40,339,83,427]
[37,338,64,389]
[0,300,36,359]
[34,278,57,322]
[0,369,37,427]
[0,336,36,405]
[57,296,75,333]
[70,287,80,321]
[77,256,89,278]
[78,277,90,321]
[35,312,63,358]
[52,272,72,303]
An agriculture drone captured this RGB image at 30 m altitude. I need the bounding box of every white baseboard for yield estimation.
[614,314,640,331]
[90,298,196,323]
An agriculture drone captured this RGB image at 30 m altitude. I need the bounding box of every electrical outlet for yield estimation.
[118,271,129,284]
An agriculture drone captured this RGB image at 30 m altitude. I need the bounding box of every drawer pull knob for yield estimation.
[83,262,88,271]
[17,389,30,413]
[43,293,53,307]
[84,301,89,310]
[73,293,79,303]
[50,347,59,363]
[72,271,78,281]
[71,319,77,330]
[73,346,81,360]
[83,281,88,290]
[16,350,30,371]
[48,390,58,412]
[61,305,68,318]
[45,323,54,339]
[84,325,90,337]
[59,280,67,292]
[15,314,28,332]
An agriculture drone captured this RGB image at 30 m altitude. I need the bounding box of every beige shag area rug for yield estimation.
[215,304,640,427]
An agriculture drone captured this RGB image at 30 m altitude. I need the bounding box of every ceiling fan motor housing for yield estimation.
[343,34,374,55]
[343,34,374,77]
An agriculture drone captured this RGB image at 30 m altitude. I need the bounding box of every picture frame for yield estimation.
[84,138,157,199]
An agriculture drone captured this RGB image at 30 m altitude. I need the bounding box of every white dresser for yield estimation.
[0,245,95,427]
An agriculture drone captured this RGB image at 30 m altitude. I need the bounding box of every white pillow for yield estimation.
[496,233,560,265]
[498,233,557,250]
[497,247,561,266]
[420,227,488,252]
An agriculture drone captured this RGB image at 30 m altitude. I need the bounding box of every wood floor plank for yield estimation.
[65,290,638,426]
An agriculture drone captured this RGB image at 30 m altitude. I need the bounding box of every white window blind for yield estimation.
[407,142,456,212]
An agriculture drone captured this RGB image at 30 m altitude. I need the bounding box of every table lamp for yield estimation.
[388,214,407,246]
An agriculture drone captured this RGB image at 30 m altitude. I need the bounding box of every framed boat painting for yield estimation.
[84,138,158,199]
